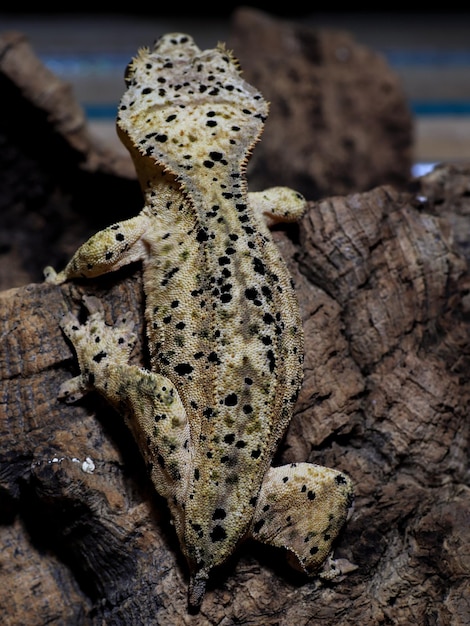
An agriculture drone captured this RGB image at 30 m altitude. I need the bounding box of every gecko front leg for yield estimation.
[248,187,307,228]
[44,213,152,284]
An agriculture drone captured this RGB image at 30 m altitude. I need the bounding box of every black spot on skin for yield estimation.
[105,251,113,260]
[249,496,258,506]
[262,285,272,299]
[223,434,235,444]
[142,87,153,94]
[156,134,168,142]
[262,504,270,512]
[335,474,348,485]
[174,363,194,376]
[196,229,209,242]
[253,519,265,534]
[253,257,265,275]
[161,266,179,286]
[251,448,262,459]
[115,233,125,242]
[209,151,223,161]
[282,476,289,483]
[310,546,319,555]
[191,522,203,538]
[307,490,316,501]
[245,287,259,301]
[290,390,299,404]
[194,468,200,480]
[92,351,107,363]
[235,440,246,449]
[224,393,238,406]
[212,508,226,520]
[301,485,307,492]
[210,525,227,542]
[242,405,252,414]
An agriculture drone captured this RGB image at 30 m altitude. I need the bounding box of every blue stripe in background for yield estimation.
[41,48,470,71]
[41,50,470,121]
[383,49,470,66]
[81,101,470,120]
[84,104,119,119]
[411,101,470,116]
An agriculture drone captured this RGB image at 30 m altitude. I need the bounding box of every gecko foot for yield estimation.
[58,296,137,402]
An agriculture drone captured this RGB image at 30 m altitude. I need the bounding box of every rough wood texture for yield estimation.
[1,19,470,626]
[229,7,414,199]
[417,161,470,263]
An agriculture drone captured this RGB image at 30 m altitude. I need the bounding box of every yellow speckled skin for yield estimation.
[45,34,353,608]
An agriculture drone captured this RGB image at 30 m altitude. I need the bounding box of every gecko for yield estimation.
[44,33,354,608]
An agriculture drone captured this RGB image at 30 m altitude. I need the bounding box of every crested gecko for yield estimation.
[45,33,353,608]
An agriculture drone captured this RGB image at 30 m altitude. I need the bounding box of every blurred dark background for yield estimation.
[1,7,470,172]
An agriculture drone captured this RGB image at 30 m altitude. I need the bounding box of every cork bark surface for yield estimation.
[1,14,469,626]
[229,8,414,200]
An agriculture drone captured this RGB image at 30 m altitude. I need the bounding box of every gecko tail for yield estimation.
[188,570,208,610]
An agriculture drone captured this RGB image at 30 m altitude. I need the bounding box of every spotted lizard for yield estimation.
[45,33,354,608]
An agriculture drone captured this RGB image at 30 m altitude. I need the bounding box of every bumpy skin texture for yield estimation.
[44,33,354,608]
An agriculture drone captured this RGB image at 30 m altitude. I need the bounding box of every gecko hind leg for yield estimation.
[58,294,192,532]
[59,295,137,403]
[250,462,354,577]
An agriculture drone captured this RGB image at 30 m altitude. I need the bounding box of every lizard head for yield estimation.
[116,33,269,191]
